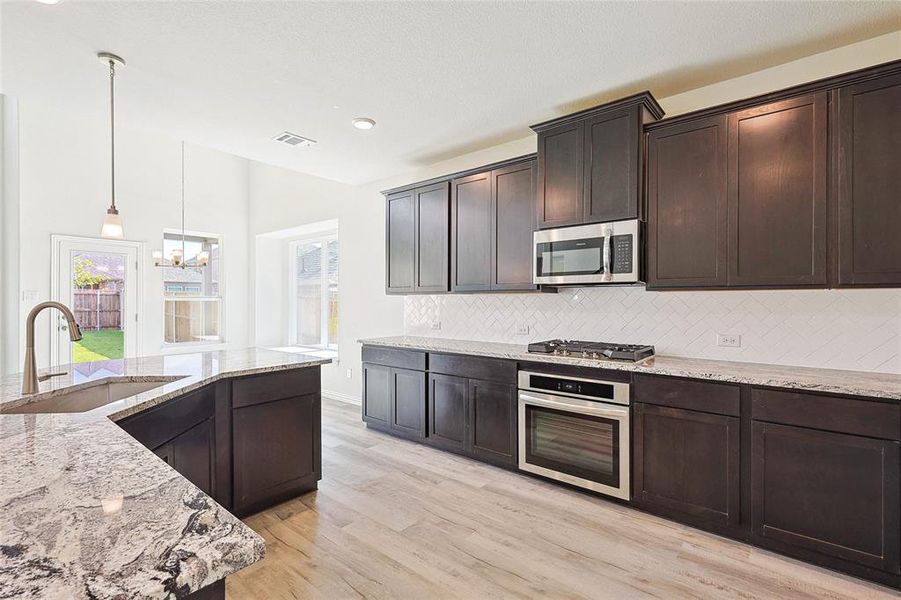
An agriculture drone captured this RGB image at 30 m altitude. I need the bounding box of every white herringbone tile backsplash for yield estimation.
[405,288,901,374]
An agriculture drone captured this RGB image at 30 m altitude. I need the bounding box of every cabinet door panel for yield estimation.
[233,393,319,515]
[428,373,467,452]
[752,421,900,573]
[170,418,215,496]
[362,363,390,426]
[493,160,538,290]
[468,379,516,466]
[451,172,492,291]
[647,116,728,288]
[538,124,584,228]
[634,403,740,529]
[414,182,450,292]
[836,73,901,286]
[728,93,827,286]
[584,110,637,222]
[391,367,426,438]
[386,190,415,293]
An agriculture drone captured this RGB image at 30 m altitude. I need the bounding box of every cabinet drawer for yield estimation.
[429,353,516,384]
[361,345,427,371]
[119,385,215,451]
[633,374,740,417]
[751,388,900,441]
[232,367,320,409]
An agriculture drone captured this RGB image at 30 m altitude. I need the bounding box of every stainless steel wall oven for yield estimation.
[518,370,630,500]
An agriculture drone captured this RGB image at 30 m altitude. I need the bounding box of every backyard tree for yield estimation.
[73,256,109,289]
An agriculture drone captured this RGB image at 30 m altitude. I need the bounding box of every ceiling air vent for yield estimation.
[273,131,317,147]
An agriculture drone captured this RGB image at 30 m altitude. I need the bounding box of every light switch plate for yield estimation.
[430,320,441,331]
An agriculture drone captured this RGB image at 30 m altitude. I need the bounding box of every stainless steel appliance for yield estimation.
[533,220,640,285]
[518,370,630,500]
[527,339,654,362]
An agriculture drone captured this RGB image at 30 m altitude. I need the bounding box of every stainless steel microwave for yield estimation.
[533,220,641,285]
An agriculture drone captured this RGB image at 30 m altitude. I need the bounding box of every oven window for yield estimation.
[536,238,603,277]
[525,405,620,487]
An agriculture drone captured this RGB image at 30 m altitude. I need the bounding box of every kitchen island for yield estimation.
[0,348,329,599]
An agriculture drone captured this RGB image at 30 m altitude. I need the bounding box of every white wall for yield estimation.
[247,161,404,401]
[12,97,250,371]
[0,94,21,375]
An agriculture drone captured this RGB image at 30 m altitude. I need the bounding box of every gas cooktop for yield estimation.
[527,339,655,362]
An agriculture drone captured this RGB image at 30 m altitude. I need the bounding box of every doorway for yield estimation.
[51,235,142,366]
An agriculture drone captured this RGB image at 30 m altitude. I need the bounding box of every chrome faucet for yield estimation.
[22,301,83,395]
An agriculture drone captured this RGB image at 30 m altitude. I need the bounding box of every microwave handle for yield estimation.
[602,226,612,281]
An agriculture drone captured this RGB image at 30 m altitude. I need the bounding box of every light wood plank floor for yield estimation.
[228,396,898,599]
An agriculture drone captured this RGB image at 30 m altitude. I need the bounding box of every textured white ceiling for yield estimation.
[2,1,900,185]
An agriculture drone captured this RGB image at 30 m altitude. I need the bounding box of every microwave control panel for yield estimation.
[611,235,633,274]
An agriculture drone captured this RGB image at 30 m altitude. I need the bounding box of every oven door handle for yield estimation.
[519,392,629,420]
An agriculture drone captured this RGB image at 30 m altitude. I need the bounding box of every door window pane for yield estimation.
[71,252,126,362]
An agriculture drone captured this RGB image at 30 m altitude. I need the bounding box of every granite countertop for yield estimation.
[359,336,901,401]
[0,348,330,599]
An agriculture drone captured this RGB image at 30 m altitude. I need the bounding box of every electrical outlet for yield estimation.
[717,333,741,348]
[515,324,530,336]
[430,320,441,331]
[345,368,352,379]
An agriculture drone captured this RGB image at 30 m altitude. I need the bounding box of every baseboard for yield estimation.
[323,389,360,405]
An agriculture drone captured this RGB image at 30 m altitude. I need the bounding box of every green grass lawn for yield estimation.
[73,330,124,363]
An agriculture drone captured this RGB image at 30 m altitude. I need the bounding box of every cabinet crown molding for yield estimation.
[530,91,665,133]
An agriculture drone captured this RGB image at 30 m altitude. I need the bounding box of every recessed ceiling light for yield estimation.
[33,0,61,4]
[352,118,376,130]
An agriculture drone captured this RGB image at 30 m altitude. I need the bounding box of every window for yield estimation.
[289,234,338,349]
[163,233,223,344]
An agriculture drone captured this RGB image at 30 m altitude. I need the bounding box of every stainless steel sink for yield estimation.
[7,379,178,414]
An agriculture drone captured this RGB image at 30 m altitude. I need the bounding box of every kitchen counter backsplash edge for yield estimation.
[359,336,901,401]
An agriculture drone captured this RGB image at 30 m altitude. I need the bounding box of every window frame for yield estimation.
[287,231,338,350]
[161,229,226,349]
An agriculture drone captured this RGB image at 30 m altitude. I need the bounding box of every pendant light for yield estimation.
[151,142,209,269]
[98,52,125,239]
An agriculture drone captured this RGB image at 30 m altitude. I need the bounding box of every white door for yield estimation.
[51,236,141,366]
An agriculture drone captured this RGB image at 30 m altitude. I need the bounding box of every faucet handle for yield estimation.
[37,371,68,383]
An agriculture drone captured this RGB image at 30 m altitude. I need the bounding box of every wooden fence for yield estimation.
[73,289,122,330]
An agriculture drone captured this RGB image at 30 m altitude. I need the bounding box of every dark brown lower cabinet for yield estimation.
[152,418,215,496]
[232,391,320,516]
[362,363,391,427]
[362,362,427,439]
[119,386,217,497]
[751,420,900,575]
[467,379,516,466]
[633,403,740,532]
[391,368,427,438]
[424,374,517,467]
[118,367,322,518]
[428,373,468,452]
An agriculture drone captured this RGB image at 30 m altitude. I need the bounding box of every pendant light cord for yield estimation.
[109,59,117,212]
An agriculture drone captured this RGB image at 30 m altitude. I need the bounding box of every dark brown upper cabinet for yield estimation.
[647,60,901,291]
[451,158,538,292]
[413,182,451,293]
[728,93,827,287]
[385,189,415,293]
[532,92,664,229]
[385,182,450,294]
[451,172,493,291]
[834,72,901,287]
[647,115,728,289]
